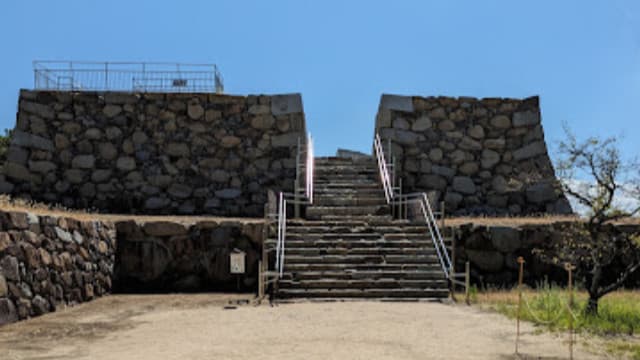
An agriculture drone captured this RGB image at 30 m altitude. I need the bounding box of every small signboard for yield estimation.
[172,79,188,87]
[230,249,246,274]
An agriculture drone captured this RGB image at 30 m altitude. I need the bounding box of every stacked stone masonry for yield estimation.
[0,210,116,325]
[451,222,640,287]
[0,91,306,216]
[375,94,572,215]
[0,209,264,326]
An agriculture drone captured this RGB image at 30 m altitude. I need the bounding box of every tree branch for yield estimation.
[598,260,640,297]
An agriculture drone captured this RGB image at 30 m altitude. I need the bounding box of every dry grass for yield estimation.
[445,215,640,227]
[0,195,263,224]
[1,194,639,226]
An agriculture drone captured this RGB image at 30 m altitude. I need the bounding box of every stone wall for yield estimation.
[449,222,640,287]
[0,210,116,325]
[0,90,306,216]
[114,219,264,293]
[375,94,572,215]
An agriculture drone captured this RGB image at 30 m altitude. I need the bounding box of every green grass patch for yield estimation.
[472,286,640,358]
[479,285,640,335]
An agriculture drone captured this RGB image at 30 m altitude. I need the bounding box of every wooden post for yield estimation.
[258,260,264,300]
[565,262,576,360]
[258,203,269,303]
[516,257,525,354]
[451,229,457,302]
[464,261,470,305]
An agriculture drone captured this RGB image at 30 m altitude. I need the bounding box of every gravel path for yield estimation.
[0,294,602,359]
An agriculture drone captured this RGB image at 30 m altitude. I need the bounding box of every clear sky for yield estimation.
[1,0,639,158]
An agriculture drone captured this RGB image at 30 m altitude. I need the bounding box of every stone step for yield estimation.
[283,263,443,272]
[284,226,378,234]
[314,170,378,177]
[315,157,374,164]
[281,270,446,281]
[265,240,436,249]
[276,288,449,299]
[313,197,387,206]
[314,182,381,189]
[284,254,440,264]
[284,227,430,235]
[314,180,379,187]
[309,215,394,222]
[287,218,410,228]
[282,232,383,240]
[278,279,448,289]
[282,247,438,256]
[267,233,438,242]
[312,188,386,196]
[314,171,378,177]
[306,206,390,219]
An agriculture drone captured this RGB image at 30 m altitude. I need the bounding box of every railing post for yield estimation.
[398,178,403,219]
[294,137,301,218]
[105,62,109,90]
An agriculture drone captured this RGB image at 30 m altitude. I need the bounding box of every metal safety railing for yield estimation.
[33,61,224,93]
[273,133,314,278]
[374,133,460,283]
[394,192,452,279]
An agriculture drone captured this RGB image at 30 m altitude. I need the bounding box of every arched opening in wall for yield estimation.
[112,221,262,293]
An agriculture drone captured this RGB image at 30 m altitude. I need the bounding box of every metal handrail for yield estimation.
[374,133,393,203]
[33,60,224,94]
[395,193,452,278]
[306,134,314,204]
[374,132,452,279]
[274,133,314,278]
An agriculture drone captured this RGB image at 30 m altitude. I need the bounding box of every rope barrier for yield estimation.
[515,258,579,360]
[520,294,567,325]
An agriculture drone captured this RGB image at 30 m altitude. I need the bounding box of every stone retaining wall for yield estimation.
[0,210,265,326]
[0,210,116,325]
[1,90,306,216]
[450,222,640,287]
[114,219,264,293]
[375,94,572,215]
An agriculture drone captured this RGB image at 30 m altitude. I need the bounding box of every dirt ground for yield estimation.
[0,294,610,360]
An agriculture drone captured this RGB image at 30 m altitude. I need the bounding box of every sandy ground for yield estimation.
[0,294,607,360]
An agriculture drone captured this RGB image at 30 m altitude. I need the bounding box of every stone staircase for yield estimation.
[268,156,449,300]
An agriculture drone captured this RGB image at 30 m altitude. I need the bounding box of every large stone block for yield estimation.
[0,298,18,325]
[452,176,476,195]
[380,94,414,112]
[10,130,54,152]
[513,111,540,127]
[0,255,20,281]
[490,227,521,253]
[271,94,303,115]
[466,249,504,272]
[513,141,546,161]
[143,221,188,236]
[525,182,558,204]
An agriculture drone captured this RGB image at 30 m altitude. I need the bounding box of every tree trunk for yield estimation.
[585,294,599,315]
[586,264,603,316]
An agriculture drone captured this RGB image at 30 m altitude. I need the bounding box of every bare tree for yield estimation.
[537,127,640,314]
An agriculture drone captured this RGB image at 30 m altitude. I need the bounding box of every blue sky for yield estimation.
[1,0,639,158]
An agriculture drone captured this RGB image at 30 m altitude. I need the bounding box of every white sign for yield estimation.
[230,250,246,274]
